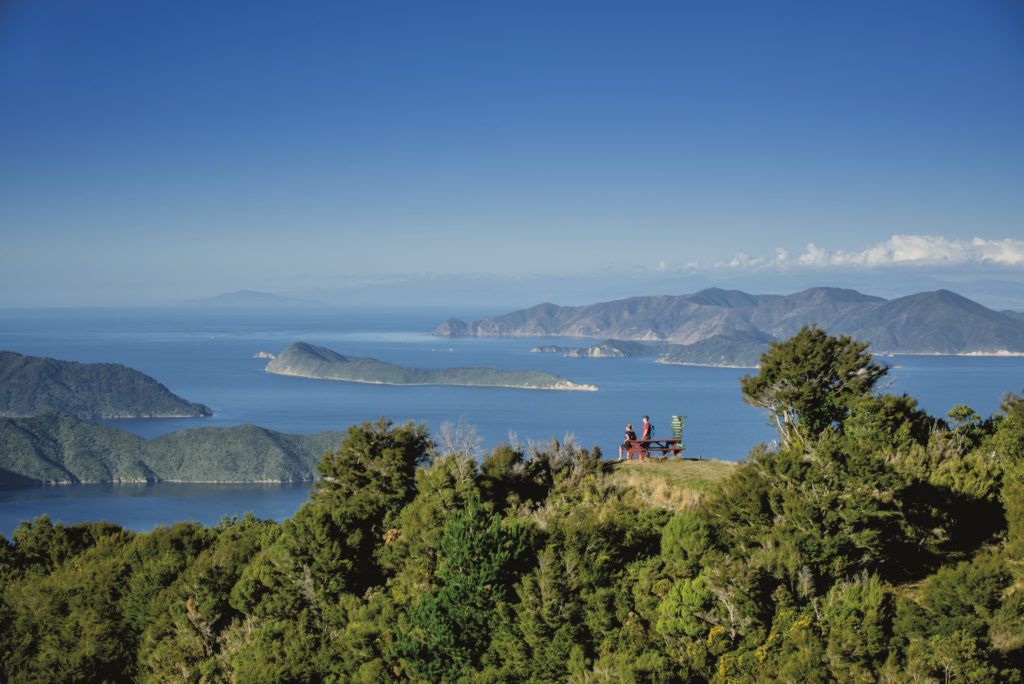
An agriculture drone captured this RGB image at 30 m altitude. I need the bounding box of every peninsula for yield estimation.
[0,411,341,485]
[0,350,212,419]
[265,342,598,391]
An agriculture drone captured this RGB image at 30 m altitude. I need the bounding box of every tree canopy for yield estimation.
[740,325,887,446]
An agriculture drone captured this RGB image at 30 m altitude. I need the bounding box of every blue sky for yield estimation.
[1,1,1023,308]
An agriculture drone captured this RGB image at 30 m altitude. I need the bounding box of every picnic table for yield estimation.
[624,438,690,460]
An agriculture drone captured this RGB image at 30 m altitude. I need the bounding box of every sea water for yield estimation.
[1,306,1022,536]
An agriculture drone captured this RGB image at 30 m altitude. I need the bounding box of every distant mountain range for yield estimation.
[181,290,322,308]
[1003,310,1024,323]
[0,351,212,419]
[266,342,598,391]
[0,412,341,485]
[436,287,1024,364]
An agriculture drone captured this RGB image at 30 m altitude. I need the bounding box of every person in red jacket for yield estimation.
[641,415,653,440]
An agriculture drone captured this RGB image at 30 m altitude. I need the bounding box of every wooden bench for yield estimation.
[624,438,688,461]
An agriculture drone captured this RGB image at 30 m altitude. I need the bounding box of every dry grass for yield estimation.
[607,458,735,511]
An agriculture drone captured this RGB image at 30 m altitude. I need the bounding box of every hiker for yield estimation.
[636,415,654,462]
[619,423,636,460]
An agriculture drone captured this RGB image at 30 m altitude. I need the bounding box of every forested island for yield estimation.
[439,286,1024,366]
[266,341,598,391]
[2,326,1022,681]
[0,350,212,418]
[0,412,342,484]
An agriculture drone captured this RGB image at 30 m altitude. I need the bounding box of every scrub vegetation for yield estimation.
[2,326,1023,682]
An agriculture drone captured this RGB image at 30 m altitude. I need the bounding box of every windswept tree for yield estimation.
[741,326,887,446]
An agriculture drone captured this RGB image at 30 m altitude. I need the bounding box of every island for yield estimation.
[0,411,342,485]
[265,342,598,391]
[0,350,213,419]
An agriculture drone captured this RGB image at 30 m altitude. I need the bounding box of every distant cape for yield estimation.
[181,290,322,308]
[435,287,1024,362]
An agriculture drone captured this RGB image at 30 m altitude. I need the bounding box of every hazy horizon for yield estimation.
[4,273,1024,316]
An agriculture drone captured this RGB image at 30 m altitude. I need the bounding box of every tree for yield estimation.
[660,509,717,577]
[656,573,714,640]
[844,393,933,453]
[284,418,432,599]
[990,391,1024,463]
[740,326,886,447]
[397,493,525,680]
[821,573,895,680]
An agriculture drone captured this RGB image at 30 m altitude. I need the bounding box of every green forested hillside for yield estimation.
[0,350,213,418]
[1,328,1022,682]
[0,412,342,484]
[660,330,772,367]
[144,424,342,481]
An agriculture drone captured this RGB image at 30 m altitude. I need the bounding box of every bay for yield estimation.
[1,306,1022,536]
[0,482,315,536]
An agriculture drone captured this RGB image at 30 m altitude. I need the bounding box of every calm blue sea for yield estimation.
[2,306,1022,536]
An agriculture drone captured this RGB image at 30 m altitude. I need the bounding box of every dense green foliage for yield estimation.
[2,330,1023,681]
[267,341,597,390]
[0,412,342,484]
[740,325,887,446]
[0,351,212,418]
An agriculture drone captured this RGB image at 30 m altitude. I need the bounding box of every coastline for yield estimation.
[95,413,210,419]
[876,350,1024,358]
[656,359,758,369]
[11,478,319,487]
[643,349,1024,369]
[655,349,1024,369]
[0,412,210,420]
[266,368,599,391]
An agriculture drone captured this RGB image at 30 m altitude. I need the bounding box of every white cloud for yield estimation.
[679,235,1024,272]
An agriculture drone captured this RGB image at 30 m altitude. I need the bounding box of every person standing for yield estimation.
[638,416,654,462]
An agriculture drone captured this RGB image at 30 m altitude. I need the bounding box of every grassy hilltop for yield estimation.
[608,457,734,510]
